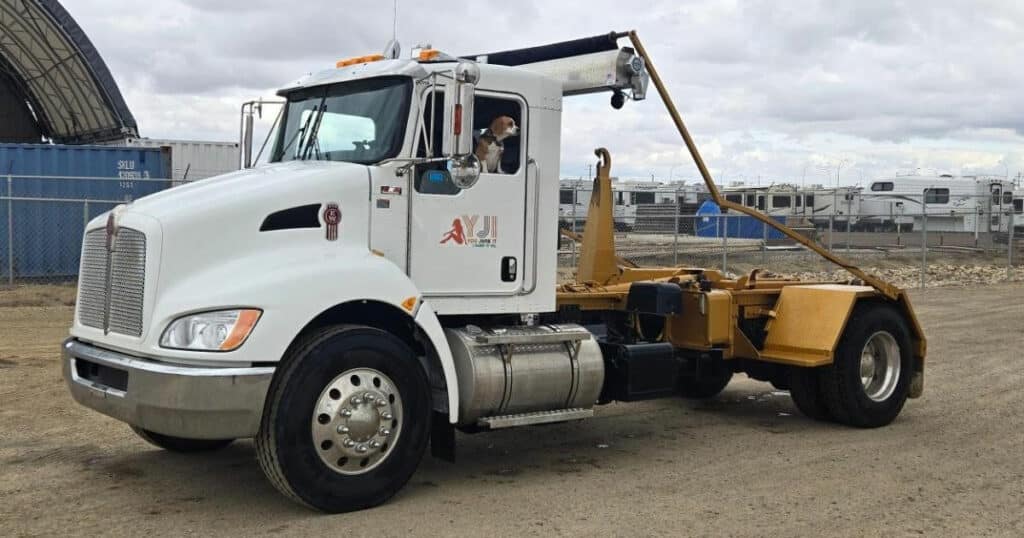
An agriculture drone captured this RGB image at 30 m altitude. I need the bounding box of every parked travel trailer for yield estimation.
[558,178,705,231]
[858,175,1015,233]
[720,185,862,229]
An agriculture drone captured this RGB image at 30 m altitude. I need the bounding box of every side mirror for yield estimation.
[442,61,479,158]
[449,154,481,189]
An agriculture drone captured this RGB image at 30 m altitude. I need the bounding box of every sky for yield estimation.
[64,0,1024,187]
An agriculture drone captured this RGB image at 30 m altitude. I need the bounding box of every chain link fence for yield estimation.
[0,177,1019,289]
[558,187,1020,288]
[0,174,173,285]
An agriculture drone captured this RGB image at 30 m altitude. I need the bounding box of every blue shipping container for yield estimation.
[0,144,172,280]
[695,201,787,240]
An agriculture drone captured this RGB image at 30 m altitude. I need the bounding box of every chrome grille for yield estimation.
[77,227,147,337]
[78,230,108,330]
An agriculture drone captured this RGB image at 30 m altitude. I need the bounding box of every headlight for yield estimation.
[160,309,261,351]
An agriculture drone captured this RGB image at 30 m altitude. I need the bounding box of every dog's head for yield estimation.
[488,116,519,141]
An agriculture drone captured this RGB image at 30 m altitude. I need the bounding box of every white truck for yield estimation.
[62,32,926,513]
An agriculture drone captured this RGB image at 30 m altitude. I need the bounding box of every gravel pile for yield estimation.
[780,264,1024,289]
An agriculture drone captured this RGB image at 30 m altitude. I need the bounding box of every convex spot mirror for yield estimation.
[448,154,481,189]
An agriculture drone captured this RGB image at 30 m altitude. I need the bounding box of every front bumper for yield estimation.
[62,338,275,440]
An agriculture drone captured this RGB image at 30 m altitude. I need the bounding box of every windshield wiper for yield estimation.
[278,104,317,160]
[301,103,327,161]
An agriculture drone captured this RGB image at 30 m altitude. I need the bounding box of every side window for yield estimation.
[473,96,523,175]
[796,195,802,207]
[757,196,765,211]
[745,194,755,207]
[633,192,655,204]
[806,194,815,207]
[725,194,743,205]
[559,189,574,204]
[924,188,949,204]
[1014,199,1022,213]
[616,191,626,206]
[772,195,791,208]
[414,90,460,195]
[871,182,894,192]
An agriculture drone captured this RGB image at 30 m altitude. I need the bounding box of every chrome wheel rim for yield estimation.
[859,331,901,402]
[311,368,403,475]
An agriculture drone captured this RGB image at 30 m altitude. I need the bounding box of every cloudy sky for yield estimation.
[65,0,1024,186]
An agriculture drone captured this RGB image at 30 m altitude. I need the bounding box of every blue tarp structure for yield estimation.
[695,201,787,240]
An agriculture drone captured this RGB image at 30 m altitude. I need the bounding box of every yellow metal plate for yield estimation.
[760,285,876,367]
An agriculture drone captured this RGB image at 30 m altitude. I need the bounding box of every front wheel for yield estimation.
[256,325,431,513]
[819,304,914,428]
[131,426,234,452]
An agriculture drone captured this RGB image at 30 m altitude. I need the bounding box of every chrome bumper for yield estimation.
[62,338,275,440]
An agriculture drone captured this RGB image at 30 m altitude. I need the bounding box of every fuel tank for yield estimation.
[444,324,604,426]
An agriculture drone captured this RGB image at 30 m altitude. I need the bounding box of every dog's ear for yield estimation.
[489,116,505,134]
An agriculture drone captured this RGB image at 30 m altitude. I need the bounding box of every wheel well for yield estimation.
[285,300,449,413]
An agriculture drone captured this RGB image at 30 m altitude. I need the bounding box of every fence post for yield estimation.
[846,210,852,255]
[721,215,728,273]
[571,185,578,268]
[7,174,12,286]
[920,201,927,289]
[83,200,90,228]
[828,214,834,252]
[673,188,680,266]
[1009,209,1015,279]
[761,220,767,266]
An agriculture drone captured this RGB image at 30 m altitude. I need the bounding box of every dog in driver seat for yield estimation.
[474,115,519,173]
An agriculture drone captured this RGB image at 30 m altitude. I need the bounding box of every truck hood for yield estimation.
[122,160,369,224]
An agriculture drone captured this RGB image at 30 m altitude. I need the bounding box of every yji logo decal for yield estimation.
[323,203,341,241]
[440,215,497,248]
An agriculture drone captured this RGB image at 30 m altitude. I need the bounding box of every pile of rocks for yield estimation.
[781,264,1024,289]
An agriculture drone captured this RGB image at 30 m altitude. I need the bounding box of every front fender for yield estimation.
[147,244,461,422]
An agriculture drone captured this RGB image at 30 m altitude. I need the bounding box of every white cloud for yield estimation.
[60,0,1024,184]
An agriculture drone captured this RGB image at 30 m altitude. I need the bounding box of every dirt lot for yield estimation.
[1,283,1023,536]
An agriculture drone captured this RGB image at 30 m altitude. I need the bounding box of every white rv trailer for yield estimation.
[858,175,1015,233]
[720,184,862,228]
[558,178,704,231]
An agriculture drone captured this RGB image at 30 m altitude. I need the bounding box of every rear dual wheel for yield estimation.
[788,304,913,427]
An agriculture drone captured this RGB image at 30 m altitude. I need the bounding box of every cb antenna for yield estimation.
[383,0,401,59]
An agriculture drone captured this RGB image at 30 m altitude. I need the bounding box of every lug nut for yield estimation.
[381,412,393,420]
[376,399,387,407]
[369,440,381,448]
[380,428,391,437]
[340,409,352,417]
[356,445,368,453]
[351,396,363,405]
[337,425,349,434]
[344,439,355,448]
[365,395,375,403]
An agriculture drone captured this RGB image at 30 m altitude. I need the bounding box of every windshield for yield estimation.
[271,76,411,165]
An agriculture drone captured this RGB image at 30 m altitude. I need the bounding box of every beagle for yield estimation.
[474,115,519,173]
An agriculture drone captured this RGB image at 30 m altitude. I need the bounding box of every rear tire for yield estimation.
[131,426,234,453]
[819,304,913,428]
[787,367,832,421]
[256,325,431,513]
[678,368,733,399]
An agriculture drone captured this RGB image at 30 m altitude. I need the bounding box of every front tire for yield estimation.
[819,304,913,428]
[131,426,234,452]
[256,325,431,513]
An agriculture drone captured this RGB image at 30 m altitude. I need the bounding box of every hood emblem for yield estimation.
[323,203,341,241]
[105,213,119,251]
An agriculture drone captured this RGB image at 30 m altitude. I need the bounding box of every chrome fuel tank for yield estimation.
[444,324,604,426]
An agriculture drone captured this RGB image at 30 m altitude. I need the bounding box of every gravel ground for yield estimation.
[1,283,1023,537]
